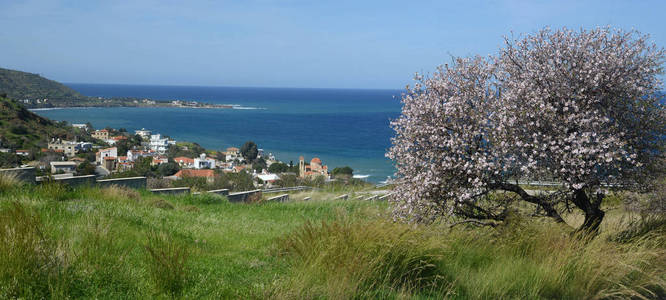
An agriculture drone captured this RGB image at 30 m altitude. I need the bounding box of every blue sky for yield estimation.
[1,0,664,89]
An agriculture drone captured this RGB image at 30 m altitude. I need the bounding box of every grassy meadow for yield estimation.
[0,174,664,299]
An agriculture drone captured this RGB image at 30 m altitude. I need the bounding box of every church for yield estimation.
[298,156,330,179]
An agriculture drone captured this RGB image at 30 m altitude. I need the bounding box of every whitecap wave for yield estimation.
[353,174,371,179]
[231,105,264,110]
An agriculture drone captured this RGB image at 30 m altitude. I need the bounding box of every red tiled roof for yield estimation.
[16,149,28,152]
[104,156,117,160]
[99,129,108,132]
[311,157,322,164]
[117,156,127,160]
[174,169,216,178]
[112,136,127,140]
[226,147,239,152]
[174,157,194,164]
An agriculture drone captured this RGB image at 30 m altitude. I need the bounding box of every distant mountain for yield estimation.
[0,68,90,107]
[0,96,84,150]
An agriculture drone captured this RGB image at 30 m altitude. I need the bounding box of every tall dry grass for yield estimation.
[272,216,666,299]
[0,172,20,193]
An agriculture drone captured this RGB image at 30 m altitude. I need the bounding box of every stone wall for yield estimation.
[97,177,147,189]
[150,187,190,195]
[227,189,262,203]
[0,167,36,184]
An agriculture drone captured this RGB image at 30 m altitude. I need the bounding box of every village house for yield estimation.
[15,149,30,156]
[233,165,247,173]
[72,123,88,131]
[149,134,172,153]
[225,147,240,161]
[116,156,134,171]
[92,129,110,140]
[257,173,280,186]
[50,161,77,174]
[102,156,116,171]
[127,149,156,162]
[96,147,117,166]
[299,156,330,179]
[152,156,169,166]
[194,153,216,169]
[105,136,127,145]
[174,156,195,168]
[48,138,78,157]
[134,128,152,139]
[172,169,217,183]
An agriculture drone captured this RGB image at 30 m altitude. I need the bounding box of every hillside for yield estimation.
[0,181,663,299]
[0,97,85,149]
[0,68,89,107]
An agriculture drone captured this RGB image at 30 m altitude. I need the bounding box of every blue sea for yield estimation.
[33,84,404,183]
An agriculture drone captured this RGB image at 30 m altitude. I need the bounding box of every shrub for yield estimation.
[144,230,189,297]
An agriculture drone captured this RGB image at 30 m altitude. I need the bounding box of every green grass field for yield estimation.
[0,175,664,299]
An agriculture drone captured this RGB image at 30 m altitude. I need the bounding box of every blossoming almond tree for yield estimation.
[387,28,665,233]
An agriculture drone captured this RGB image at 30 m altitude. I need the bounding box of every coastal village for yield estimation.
[3,122,344,190]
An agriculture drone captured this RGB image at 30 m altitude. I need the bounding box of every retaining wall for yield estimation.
[96,177,147,189]
[0,167,36,184]
[150,187,190,195]
[334,194,349,200]
[266,194,289,202]
[37,175,97,187]
[227,189,262,203]
[207,188,229,196]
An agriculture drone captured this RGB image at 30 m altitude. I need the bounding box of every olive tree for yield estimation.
[387,27,665,233]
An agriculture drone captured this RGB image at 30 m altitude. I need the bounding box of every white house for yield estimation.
[194,153,216,169]
[149,134,170,153]
[72,123,88,130]
[127,149,156,162]
[135,128,152,139]
[96,147,117,165]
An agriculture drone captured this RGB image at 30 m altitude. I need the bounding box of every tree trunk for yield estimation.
[494,183,566,224]
[571,189,605,234]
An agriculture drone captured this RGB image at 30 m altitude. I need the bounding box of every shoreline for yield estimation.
[28,104,264,111]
